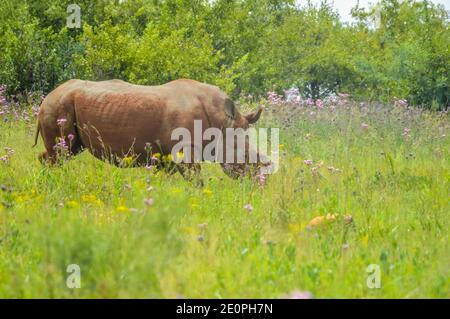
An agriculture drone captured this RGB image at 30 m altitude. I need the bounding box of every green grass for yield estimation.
[0,103,449,298]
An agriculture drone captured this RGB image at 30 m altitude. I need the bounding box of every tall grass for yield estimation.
[0,100,448,298]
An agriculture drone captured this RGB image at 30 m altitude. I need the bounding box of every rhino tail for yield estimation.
[32,122,40,148]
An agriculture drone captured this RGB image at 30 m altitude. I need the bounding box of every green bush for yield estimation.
[0,0,448,108]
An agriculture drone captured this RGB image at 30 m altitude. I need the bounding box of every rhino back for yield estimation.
[68,79,231,158]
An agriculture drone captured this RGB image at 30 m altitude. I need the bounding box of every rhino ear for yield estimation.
[245,107,263,124]
[224,98,236,119]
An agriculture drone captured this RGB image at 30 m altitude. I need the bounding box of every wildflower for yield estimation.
[81,194,97,203]
[361,123,369,129]
[304,159,313,166]
[284,87,302,104]
[68,134,75,142]
[116,205,130,213]
[171,187,182,194]
[396,99,408,108]
[147,186,154,192]
[197,235,205,242]
[175,151,185,163]
[144,198,154,206]
[66,200,79,208]
[267,91,283,105]
[306,98,315,107]
[122,156,134,167]
[315,99,324,109]
[151,153,160,164]
[56,118,67,126]
[202,188,212,196]
[145,164,154,170]
[256,172,266,186]
[243,203,253,212]
[282,290,314,299]
[53,137,68,151]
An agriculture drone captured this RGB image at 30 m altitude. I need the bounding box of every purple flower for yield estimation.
[243,204,253,212]
[57,118,67,126]
[304,159,313,166]
[144,198,154,206]
[397,99,408,108]
[306,98,315,107]
[257,172,266,186]
[67,134,75,142]
[267,91,283,106]
[315,99,324,109]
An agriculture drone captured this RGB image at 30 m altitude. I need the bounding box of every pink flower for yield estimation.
[304,159,313,166]
[397,99,408,108]
[67,134,75,142]
[256,172,266,186]
[57,118,67,126]
[144,198,154,206]
[243,204,253,212]
[315,99,324,109]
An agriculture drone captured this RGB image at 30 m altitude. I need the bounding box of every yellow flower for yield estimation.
[165,154,173,162]
[16,194,30,203]
[116,205,130,213]
[181,227,196,234]
[153,153,161,159]
[81,194,97,203]
[279,144,285,150]
[66,200,79,208]
[122,156,134,167]
[171,187,182,194]
[202,188,212,196]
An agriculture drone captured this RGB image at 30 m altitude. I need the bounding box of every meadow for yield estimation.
[0,94,449,298]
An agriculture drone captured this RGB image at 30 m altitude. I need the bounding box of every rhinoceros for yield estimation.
[34,79,265,179]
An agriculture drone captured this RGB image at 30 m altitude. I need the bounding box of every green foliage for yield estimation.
[0,0,448,108]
